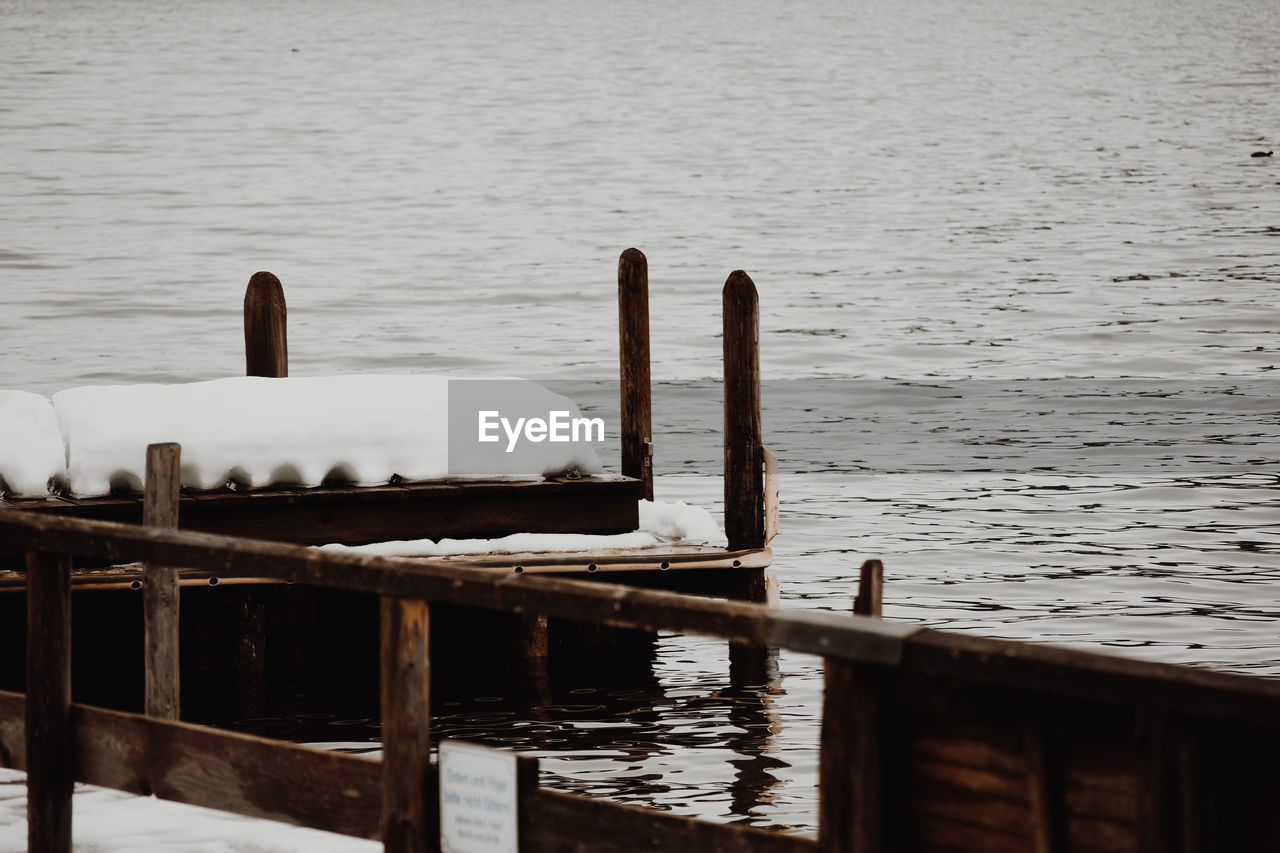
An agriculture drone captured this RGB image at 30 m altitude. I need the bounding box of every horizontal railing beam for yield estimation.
[0,690,381,839]
[0,512,913,665]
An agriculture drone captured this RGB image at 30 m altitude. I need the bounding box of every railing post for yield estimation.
[618,248,654,502]
[244,271,288,378]
[381,596,431,852]
[852,560,883,618]
[516,753,539,849]
[26,549,73,853]
[819,659,884,853]
[723,270,764,551]
[144,442,182,720]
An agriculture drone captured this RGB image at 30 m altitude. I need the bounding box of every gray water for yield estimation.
[2,0,1278,837]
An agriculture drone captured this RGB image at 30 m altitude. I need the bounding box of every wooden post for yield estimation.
[241,272,285,715]
[26,550,73,853]
[852,560,883,618]
[516,754,539,850]
[723,270,763,550]
[244,271,288,378]
[380,596,431,853]
[143,442,181,720]
[618,248,654,501]
[724,271,769,681]
[819,659,883,853]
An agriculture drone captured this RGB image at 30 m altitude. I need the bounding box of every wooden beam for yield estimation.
[25,550,73,853]
[618,248,654,502]
[526,788,816,853]
[0,690,380,838]
[723,270,764,551]
[380,597,431,852]
[0,512,916,666]
[143,443,181,720]
[819,659,885,853]
[244,271,287,378]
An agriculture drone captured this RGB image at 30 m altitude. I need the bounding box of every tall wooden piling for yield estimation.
[240,273,286,713]
[143,443,181,720]
[244,271,288,378]
[380,597,431,852]
[26,550,73,853]
[618,248,654,501]
[723,270,764,551]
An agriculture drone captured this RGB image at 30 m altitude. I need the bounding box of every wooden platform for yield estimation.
[0,475,643,570]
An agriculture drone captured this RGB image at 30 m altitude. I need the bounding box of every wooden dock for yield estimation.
[2,509,1279,852]
[3,251,1278,851]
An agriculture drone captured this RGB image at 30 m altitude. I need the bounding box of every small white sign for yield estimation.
[439,740,519,853]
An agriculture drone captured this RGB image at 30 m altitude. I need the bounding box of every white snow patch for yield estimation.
[0,391,67,497]
[323,499,726,556]
[44,375,601,498]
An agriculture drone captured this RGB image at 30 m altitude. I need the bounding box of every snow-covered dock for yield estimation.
[0,250,777,721]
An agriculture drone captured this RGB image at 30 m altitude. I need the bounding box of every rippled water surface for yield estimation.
[2,0,1277,838]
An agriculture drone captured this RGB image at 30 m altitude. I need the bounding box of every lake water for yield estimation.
[1,0,1277,841]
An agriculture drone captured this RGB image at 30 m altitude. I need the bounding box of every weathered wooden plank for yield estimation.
[618,247,653,502]
[0,690,381,838]
[244,270,287,378]
[143,443,181,720]
[0,512,917,665]
[819,659,884,853]
[723,270,764,551]
[380,597,431,852]
[852,560,882,618]
[0,476,643,562]
[900,628,1280,726]
[25,550,73,853]
[526,788,817,853]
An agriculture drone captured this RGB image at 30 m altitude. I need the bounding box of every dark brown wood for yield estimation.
[1025,731,1065,853]
[723,270,764,551]
[0,476,643,567]
[25,550,73,853]
[526,788,816,853]
[143,442,181,720]
[1137,711,1181,853]
[380,596,431,852]
[0,689,380,838]
[517,753,539,849]
[244,271,287,378]
[618,248,654,502]
[0,512,915,666]
[819,658,883,853]
[852,559,883,618]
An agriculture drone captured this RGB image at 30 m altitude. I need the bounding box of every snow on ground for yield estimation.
[0,768,380,853]
[0,391,66,498]
[322,499,726,556]
[1,375,602,498]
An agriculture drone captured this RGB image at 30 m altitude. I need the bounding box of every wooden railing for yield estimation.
[4,507,1280,852]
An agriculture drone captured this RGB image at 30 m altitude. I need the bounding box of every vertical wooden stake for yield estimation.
[516,754,539,850]
[380,597,431,853]
[244,271,288,378]
[819,659,883,853]
[618,248,654,501]
[852,560,883,618]
[723,270,763,550]
[143,442,181,720]
[26,550,73,853]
